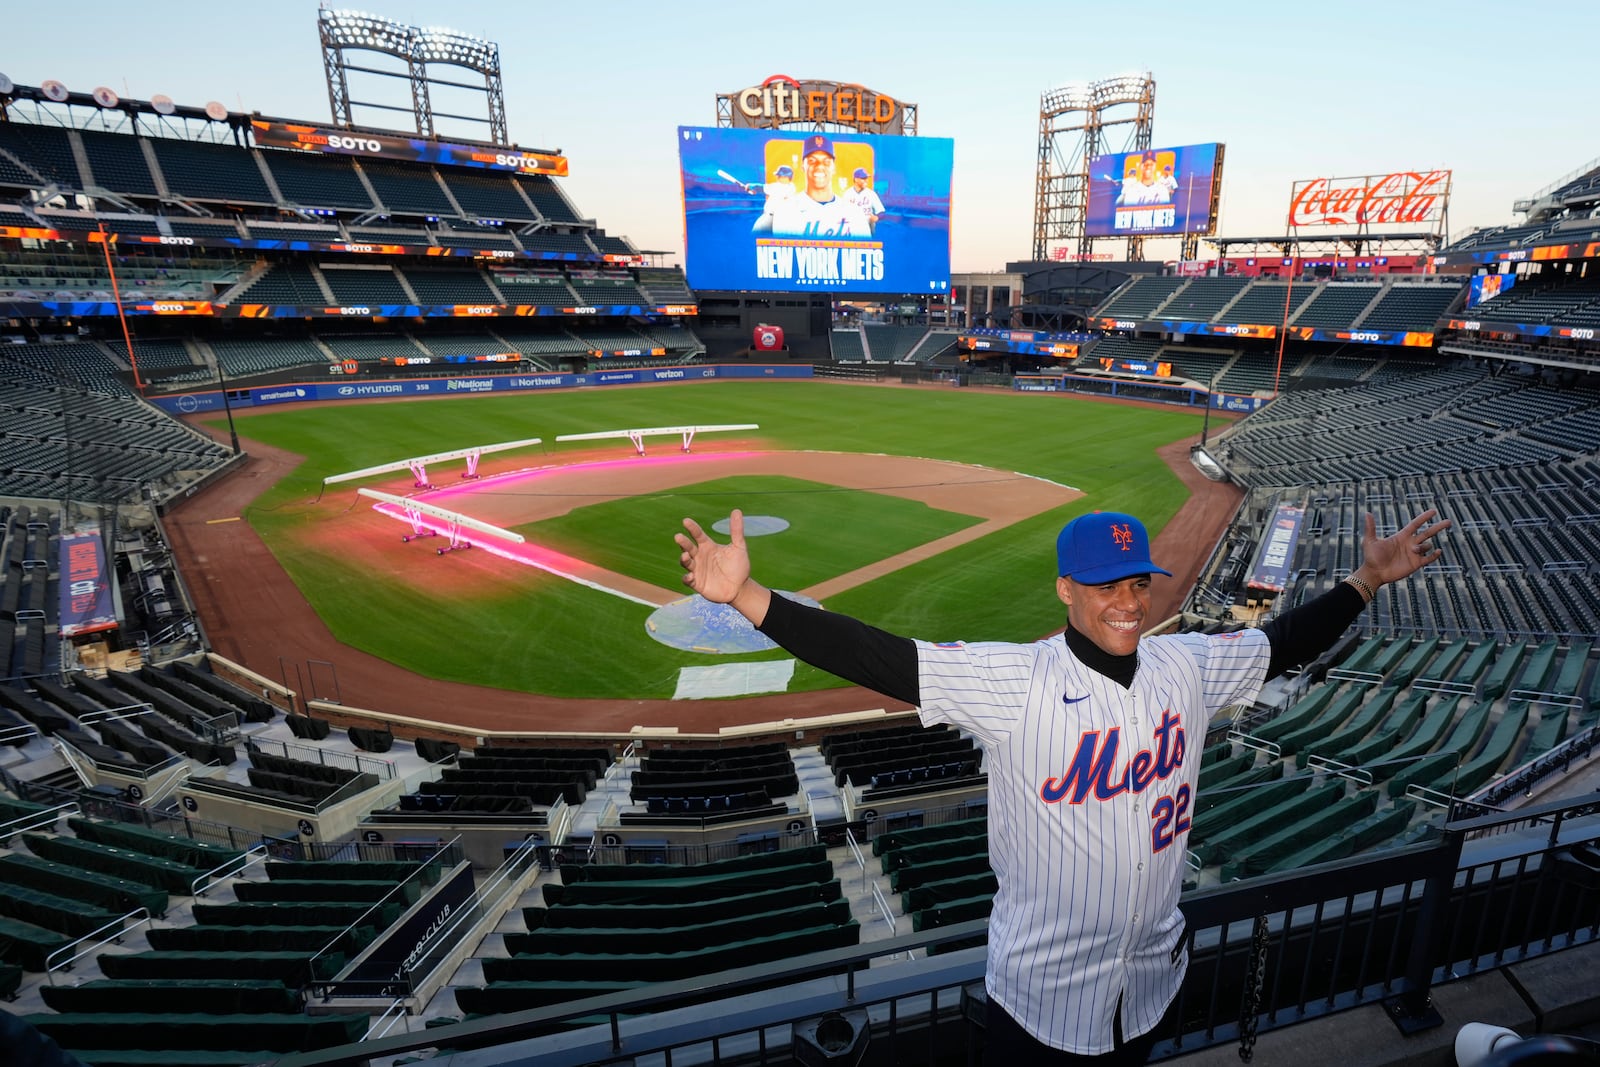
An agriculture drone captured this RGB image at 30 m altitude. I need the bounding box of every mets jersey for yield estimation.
[766,193,872,238]
[914,627,1271,1054]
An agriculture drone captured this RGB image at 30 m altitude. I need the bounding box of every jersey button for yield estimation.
[1138,862,1145,872]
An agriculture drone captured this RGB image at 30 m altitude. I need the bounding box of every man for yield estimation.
[676,506,1449,1063]
[1117,151,1173,207]
[756,134,871,238]
[755,164,796,214]
[845,166,886,232]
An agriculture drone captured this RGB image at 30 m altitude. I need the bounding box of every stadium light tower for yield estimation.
[1033,73,1155,262]
[318,8,509,145]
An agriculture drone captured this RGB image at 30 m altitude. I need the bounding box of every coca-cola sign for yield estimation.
[1288,170,1451,228]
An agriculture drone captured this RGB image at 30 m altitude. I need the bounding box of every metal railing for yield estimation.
[244,734,396,780]
[45,908,153,985]
[262,792,1600,1067]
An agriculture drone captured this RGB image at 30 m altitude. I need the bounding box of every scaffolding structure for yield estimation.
[318,8,509,145]
[1033,74,1155,262]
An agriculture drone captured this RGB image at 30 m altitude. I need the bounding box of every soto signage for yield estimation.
[1289,170,1451,229]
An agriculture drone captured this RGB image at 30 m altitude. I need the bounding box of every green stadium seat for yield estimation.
[1481,643,1532,700]
[1191,773,1307,842]
[1189,782,1345,866]
[871,816,986,857]
[1387,636,1443,688]
[1296,689,1399,769]
[530,879,842,930]
[1252,685,1341,744]
[1364,695,1464,780]
[1262,800,1419,875]
[1220,790,1379,881]
[1274,687,1367,759]
[1338,691,1433,768]
[1452,702,1534,795]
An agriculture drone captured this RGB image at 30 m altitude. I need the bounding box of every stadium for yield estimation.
[0,10,1598,1066]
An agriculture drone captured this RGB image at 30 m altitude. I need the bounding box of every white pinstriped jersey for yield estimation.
[914,627,1271,1055]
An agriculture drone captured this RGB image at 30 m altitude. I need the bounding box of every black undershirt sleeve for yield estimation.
[755,591,920,706]
[751,578,1366,703]
[1259,581,1368,680]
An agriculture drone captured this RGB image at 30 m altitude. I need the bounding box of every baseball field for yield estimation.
[202,378,1220,704]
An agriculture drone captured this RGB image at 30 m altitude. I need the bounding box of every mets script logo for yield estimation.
[1040,710,1185,804]
[1111,523,1134,551]
[1042,714,1195,851]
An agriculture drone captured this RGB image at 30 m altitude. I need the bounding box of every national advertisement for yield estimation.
[678,125,952,294]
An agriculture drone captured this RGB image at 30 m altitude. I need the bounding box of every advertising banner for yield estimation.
[60,531,118,638]
[148,364,815,414]
[1288,170,1450,229]
[1286,326,1435,346]
[1467,274,1517,308]
[251,121,568,176]
[678,125,952,294]
[1085,143,1223,237]
[1247,504,1306,592]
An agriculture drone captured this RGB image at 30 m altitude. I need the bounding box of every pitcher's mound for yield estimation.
[646,590,820,654]
[712,514,789,537]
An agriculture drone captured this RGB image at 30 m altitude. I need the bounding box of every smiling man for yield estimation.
[676,506,1449,1064]
[757,134,872,238]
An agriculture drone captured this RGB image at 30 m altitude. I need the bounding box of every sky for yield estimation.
[5,0,1597,273]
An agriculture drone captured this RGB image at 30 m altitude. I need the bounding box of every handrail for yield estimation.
[76,701,157,728]
[45,908,153,983]
[545,796,572,845]
[0,800,78,838]
[868,879,909,959]
[307,836,465,984]
[244,734,396,781]
[191,842,268,897]
[0,723,40,747]
[844,826,870,891]
[363,999,412,1040]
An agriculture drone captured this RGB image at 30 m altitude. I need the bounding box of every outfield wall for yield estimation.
[146,363,815,416]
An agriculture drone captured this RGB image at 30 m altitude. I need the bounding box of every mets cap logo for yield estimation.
[1111,523,1134,551]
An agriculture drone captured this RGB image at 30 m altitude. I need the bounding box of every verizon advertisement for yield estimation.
[1289,170,1451,229]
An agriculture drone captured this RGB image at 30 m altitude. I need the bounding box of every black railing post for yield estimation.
[1384,825,1465,1034]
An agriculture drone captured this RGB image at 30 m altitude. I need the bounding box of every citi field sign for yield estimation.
[725,75,906,134]
[1289,170,1452,228]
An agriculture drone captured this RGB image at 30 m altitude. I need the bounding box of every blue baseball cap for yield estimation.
[1056,512,1171,583]
[775,165,793,177]
[803,135,835,159]
[853,167,869,179]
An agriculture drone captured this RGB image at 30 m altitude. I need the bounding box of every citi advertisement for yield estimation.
[678,125,953,294]
[1085,143,1223,237]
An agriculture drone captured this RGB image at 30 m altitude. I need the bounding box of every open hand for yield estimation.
[1357,509,1452,588]
[676,509,752,605]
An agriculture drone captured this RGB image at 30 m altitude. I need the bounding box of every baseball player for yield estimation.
[756,134,872,239]
[755,164,797,214]
[676,506,1450,1063]
[1117,151,1174,207]
[845,166,887,232]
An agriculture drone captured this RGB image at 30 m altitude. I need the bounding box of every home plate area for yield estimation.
[648,589,821,698]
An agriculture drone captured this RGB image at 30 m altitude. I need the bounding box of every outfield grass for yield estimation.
[221,380,1206,698]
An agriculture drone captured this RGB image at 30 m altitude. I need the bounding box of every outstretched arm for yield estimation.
[1262,507,1453,678]
[676,509,920,705]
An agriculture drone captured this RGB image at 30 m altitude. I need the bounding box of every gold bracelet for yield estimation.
[1345,574,1376,604]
